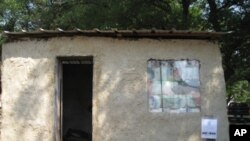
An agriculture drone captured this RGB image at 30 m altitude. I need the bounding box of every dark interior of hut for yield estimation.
[62,60,93,141]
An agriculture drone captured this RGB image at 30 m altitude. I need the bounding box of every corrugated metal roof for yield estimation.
[3,28,226,40]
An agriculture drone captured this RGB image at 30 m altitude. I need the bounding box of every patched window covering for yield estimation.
[147,59,201,113]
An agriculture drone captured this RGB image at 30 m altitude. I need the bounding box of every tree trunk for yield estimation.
[181,0,190,29]
[207,0,221,31]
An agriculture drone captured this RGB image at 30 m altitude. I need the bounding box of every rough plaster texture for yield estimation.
[1,37,229,141]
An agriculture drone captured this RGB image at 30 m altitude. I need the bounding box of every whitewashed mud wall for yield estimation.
[1,37,229,141]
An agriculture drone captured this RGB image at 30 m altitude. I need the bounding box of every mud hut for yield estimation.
[1,29,229,141]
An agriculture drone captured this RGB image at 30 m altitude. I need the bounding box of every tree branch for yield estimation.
[218,0,235,11]
[151,0,172,13]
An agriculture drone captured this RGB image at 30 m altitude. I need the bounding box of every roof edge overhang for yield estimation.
[2,28,227,41]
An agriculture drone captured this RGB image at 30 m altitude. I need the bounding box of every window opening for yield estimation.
[147,59,201,113]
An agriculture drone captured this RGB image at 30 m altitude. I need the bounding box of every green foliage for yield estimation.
[0,34,7,45]
[0,0,205,30]
[227,80,250,103]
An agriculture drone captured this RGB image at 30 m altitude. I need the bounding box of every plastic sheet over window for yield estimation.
[147,59,201,113]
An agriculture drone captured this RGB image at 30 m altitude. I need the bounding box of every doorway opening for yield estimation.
[59,57,93,141]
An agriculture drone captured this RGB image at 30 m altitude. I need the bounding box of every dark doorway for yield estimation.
[60,57,93,141]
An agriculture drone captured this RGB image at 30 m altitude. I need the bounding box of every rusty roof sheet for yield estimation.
[3,28,226,40]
